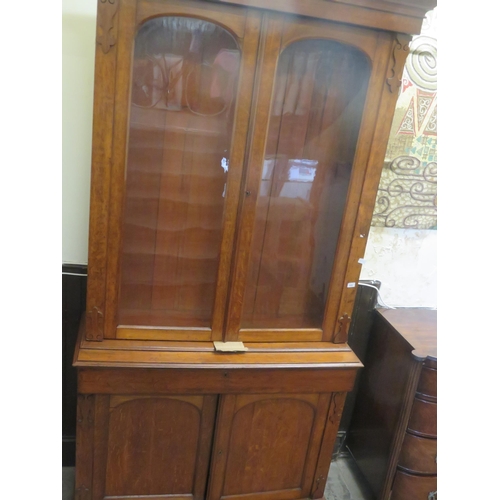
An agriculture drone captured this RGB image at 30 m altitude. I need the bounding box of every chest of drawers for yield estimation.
[346,308,437,500]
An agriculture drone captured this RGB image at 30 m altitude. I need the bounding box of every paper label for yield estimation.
[213,341,248,353]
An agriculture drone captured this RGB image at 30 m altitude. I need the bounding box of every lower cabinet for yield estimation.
[76,391,345,500]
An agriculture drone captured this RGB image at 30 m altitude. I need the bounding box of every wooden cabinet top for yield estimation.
[212,0,436,34]
[377,308,437,361]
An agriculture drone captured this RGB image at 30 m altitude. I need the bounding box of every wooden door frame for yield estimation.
[224,15,405,344]
[85,0,262,341]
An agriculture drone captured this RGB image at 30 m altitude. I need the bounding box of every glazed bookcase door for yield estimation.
[225,15,391,342]
[88,0,261,340]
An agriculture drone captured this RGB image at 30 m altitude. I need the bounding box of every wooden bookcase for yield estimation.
[73,1,435,499]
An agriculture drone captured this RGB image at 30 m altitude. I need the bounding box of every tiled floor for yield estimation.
[62,467,75,500]
[324,456,374,500]
[62,456,373,500]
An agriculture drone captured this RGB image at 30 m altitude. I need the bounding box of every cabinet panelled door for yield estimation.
[95,1,382,342]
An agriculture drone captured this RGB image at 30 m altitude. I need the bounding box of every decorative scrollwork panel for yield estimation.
[372,9,437,230]
[373,156,437,229]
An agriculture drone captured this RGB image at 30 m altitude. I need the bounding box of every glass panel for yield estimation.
[118,17,241,328]
[242,39,370,329]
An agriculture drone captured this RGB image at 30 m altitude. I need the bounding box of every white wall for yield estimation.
[360,227,437,308]
[61,1,437,307]
[62,0,97,264]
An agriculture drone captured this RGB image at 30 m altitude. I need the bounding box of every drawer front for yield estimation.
[399,433,437,474]
[391,470,437,500]
[408,398,437,438]
[416,367,437,400]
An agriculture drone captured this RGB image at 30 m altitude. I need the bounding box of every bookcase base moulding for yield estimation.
[74,0,435,498]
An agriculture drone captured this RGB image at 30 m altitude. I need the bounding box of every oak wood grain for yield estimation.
[240,32,371,333]
[330,33,412,343]
[78,1,434,499]
[78,366,359,395]
[212,0,431,34]
[208,393,331,499]
[75,346,361,369]
[137,0,248,38]
[91,395,109,500]
[311,393,347,498]
[116,7,251,338]
[322,31,393,342]
[225,12,284,340]
[75,395,95,500]
[103,395,215,497]
[104,0,138,338]
[85,0,120,341]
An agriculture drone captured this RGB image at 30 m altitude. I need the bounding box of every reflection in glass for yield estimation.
[242,39,371,329]
[119,17,241,328]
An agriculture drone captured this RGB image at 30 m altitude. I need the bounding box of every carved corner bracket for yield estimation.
[77,394,95,427]
[86,306,104,341]
[96,0,119,54]
[386,34,411,93]
[74,485,91,500]
[333,313,351,343]
[329,392,344,424]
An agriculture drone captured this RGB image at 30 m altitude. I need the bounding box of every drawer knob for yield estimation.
[428,491,437,500]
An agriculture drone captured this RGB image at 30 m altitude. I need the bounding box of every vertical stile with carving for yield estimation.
[86,0,120,341]
[96,0,119,54]
[331,32,412,343]
[75,395,95,500]
[86,306,104,341]
[311,392,347,499]
[387,34,411,94]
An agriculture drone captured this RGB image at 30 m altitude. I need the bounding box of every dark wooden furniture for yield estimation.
[73,1,435,499]
[335,280,380,457]
[346,308,437,500]
[62,264,87,466]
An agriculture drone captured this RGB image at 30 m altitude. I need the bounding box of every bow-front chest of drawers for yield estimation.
[347,308,437,500]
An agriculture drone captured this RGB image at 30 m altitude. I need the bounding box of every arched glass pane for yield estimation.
[119,17,241,328]
[242,39,370,329]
